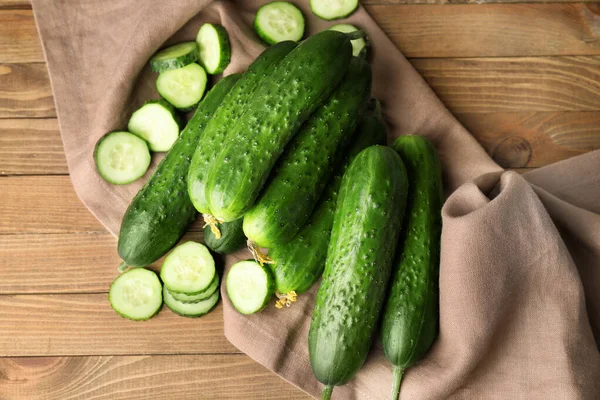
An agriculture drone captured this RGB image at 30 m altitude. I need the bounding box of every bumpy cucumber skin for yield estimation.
[188,41,298,215]
[117,75,241,267]
[206,31,354,222]
[197,24,231,74]
[381,136,443,373]
[268,112,387,294]
[150,42,199,73]
[204,218,246,254]
[243,56,371,248]
[309,145,408,389]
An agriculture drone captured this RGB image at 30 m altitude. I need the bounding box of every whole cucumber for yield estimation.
[243,55,372,248]
[381,135,443,399]
[188,41,297,217]
[206,30,357,222]
[203,218,246,254]
[117,74,240,267]
[309,145,408,400]
[268,109,387,299]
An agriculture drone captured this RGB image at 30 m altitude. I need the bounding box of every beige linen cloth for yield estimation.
[31,0,599,398]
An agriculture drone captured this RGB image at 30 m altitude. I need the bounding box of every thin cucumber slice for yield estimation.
[226,260,274,315]
[150,41,199,73]
[328,24,366,57]
[127,100,181,152]
[160,241,216,295]
[254,2,305,45]
[156,63,207,111]
[169,275,219,303]
[196,24,231,75]
[109,268,163,321]
[164,286,220,317]
[310,0,358,21]
[94,131,151,185]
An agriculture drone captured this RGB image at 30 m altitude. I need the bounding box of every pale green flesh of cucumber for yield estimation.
[160,241,216,294]
[156,63,207,109]
[255,2,305,44]
[109,268,163,320]
[94,131,151,185]
[150,42,198,72]
[226,261,271,314]
[328,24,366,57]
[164,286,220,317]
[169,275,219,303]
[128,103,180,152]
[196,24,230,74]
[310,0,358,21]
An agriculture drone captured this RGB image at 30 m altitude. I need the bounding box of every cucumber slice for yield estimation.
[156,63,207,111]
[226,260,274,315]
[254,2,305,45]
[94,131,151,185]
[310,0,358,21]
[150,41,199,73]
[164,286,220,317]
[160,241,216,295]
[196,24,231,75]
[169,275,219,303]
[127,100,181,152]
[109,268,163,321]
[328,24,366,57]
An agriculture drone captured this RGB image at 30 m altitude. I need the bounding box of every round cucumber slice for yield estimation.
[310,0,358,21]
[196,23,231,75]
[150,41,199,73]
[226,260,274,315]
[156,63,207,111]
[94,131,151,185]
[169,275,219,303]
[328,24,366,57]
[109,268,163,321]
[164,286,220,317]
[127,100,181,152]
[160,241,216,295]
[254,2,305,45]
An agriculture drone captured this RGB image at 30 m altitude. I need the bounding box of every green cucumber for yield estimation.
[164,286,220,317]
[204,218,246,254]
[150,41,199,73]
[309,145,408,400]
[268,107,387,298]
[254,2,305,45]
[94,131,151,185]
[311,0,358,21]
[117,75,240,267]
[382,135,443,399]
[156,63,207,111]
[188,41,298,219]
[328,24,367,57]
[127,99,182,152]
[196,23,231,75]
[226,260,275,315]
[160,241,216,295]
[243,55,372,248]
[109,268,163,321]
[169,274,219,303]
[206,30,357,222]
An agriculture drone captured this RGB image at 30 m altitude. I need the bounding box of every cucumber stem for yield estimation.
[347,30,366,41]
[117,261,129,273]
[391,366,404,400]
[202,214,224,239]
[247,239,274,266]
[321,385,334,400]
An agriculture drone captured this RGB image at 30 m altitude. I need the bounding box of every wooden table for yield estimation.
[0,1,599,398]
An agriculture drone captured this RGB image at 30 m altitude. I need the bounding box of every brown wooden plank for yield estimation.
[0,293,237,356]
[0,9,41,63]
[0,118,67,174]
[0,355,309,400]
[0,63,54,118]
[413,56,600,113]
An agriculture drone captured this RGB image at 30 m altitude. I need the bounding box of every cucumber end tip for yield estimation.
[247,239,274,266]
[274,291,298,309]
[202,213,224,239]
[321,385,334,400]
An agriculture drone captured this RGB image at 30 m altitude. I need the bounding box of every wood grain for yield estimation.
[0,355,310,400]
[0,118,67,174]
[0,63,54,118]
[0,293,237,356]
[2,5,600,64]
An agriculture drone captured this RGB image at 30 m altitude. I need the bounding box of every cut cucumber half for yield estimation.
[328,24,366,57]
[310,0,358,21]
[156,63,207,111]
[254,2,305,45]
[94,131,151,185]
[196,23,231,75]
[127,100,181,152]
[150,41,199,73]
[164,286,220,317]
[109,268,163,321]
[169,275,219,303]
[226,260,274,315]
[160,241,216,295]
